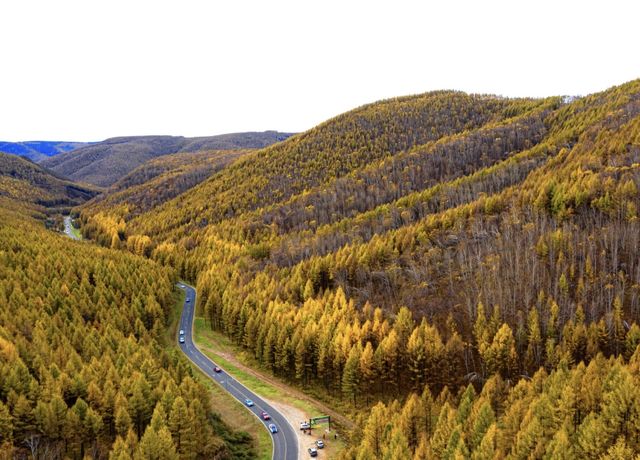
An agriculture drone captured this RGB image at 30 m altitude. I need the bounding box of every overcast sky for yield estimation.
[0,0,638,142]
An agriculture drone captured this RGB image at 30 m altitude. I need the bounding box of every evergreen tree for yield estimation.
[0,401,13,443]
[471,423,497,460]
[359,341,375,402]
[470,401,495,451]
[168,396,196,459]
[135,425,178,460]
[431,402,455,458]
[342,344,362,404]
[361,402,388,455]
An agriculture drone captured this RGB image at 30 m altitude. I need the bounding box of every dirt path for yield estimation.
[201,343,355,430]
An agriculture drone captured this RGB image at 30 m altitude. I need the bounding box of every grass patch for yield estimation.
[69,224,82,239]
[187,361,271,460]
[193,318,348,455]
[194,318,314,415]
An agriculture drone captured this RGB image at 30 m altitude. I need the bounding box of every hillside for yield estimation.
[81,149,250,247]
[42,131,293,187]
[0,153,98,215]
[0,140,90,162]
[102,91,554,243]
[0,158,256,458]
[78,80,640,458]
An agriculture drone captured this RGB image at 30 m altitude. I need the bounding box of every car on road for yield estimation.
[308,447,318,457]
[186,298,190,302]
[245,399,254,407]
[179,336,185,343]
[300,421,310,430]
[179,329,185,335]
[268,423,278,433]
[261,411,270,420]
[214,366,222,373]
[315,439,324,448]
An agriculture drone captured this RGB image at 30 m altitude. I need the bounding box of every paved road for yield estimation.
[177,283,298,460]
[63,216,81,240]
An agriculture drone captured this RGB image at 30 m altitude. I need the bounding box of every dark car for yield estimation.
[308,447,318,457]
[269,423,278,433]
[261,411,271,420]
[214,366,222,373]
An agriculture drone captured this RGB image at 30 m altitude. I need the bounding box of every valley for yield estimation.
[1,78,640,459]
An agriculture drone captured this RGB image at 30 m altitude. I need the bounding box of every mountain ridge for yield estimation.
[41,131,294,187]
[0,140,92,162]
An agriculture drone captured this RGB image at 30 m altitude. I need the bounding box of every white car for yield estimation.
[179,336,185,343]
[179,329,185,335]
[300,422,310,430]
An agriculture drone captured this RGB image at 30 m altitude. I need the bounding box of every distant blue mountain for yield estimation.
[0,141,92,163]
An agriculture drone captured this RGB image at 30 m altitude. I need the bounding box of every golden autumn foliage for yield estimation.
[0,193,251,457]
[72,79,640,457]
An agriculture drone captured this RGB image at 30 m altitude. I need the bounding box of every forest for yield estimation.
[0,175,255,458]
[34,78,640,457]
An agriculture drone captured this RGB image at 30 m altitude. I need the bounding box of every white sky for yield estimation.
[0,0,638,142]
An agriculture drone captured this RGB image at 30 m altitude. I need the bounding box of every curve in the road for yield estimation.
[176,283,298,460]
[63,216,81,240]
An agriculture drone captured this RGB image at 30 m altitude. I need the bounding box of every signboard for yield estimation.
[310,415,331,430]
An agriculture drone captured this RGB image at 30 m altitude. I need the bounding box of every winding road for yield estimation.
[177,283,298,460]
[63,216,81,240]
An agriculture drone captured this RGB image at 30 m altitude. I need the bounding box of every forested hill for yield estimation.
[0,153,99,214]
[0,158,256,457]
[41,131,293,187]
[120,91,556,241]
[81,149,252,240]
[78,80,640,458]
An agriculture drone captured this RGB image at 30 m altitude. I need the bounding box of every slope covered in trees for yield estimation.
[0,181,255,457]
[113,92,554,243]
[342,353,640,458]
[42,131,293,187]
[0,153,98,215]
[77,80,640,457]
[82,149,250,228]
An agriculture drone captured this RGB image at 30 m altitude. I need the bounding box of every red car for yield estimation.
[261,411,271,420]
[214,366,222,373]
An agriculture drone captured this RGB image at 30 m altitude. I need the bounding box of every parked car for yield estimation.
[179,336,185,343]
[315,439,324,448]
[214,366,222,373]
[261,411,270,420]
[300,421,310,430]
[269,423,278,433]
[308,447,318,457]
[245,399,254,407]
